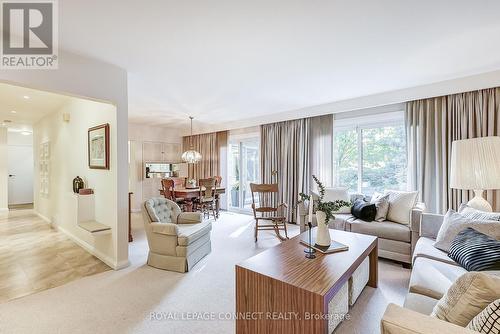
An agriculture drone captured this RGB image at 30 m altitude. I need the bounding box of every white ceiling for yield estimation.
[55,1,500,130]
[0,83,71,132]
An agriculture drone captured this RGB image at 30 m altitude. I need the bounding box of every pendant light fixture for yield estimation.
[181,116,202,163]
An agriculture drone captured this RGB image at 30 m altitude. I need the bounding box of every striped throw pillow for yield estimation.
[467,299,500,334]
[448,228,500,271]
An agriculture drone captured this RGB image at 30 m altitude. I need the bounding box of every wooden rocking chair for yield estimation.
[249,183,288,242]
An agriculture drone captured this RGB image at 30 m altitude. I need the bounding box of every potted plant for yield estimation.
[299,175,351,246]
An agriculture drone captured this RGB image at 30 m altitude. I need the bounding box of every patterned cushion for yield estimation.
[431,272,500,327]
[467,299,500,334]
[459,204,500,221]
[434,210,500,252]
[144,198,180,223]
[448,228,500,271]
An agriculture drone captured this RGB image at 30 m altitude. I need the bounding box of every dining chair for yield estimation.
[213,176,222,218]
[162,178,186,210]
[249,183,288,242]
[197,178,217,220]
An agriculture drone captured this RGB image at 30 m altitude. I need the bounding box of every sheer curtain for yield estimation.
[182,131,228,180]
[406,87,500,213]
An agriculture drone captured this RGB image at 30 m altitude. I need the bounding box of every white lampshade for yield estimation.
[450,136,500,190]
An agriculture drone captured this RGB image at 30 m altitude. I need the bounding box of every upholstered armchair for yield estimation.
[142,198,212,273]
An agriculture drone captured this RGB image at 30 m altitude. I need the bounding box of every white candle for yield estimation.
[308,195,313,223]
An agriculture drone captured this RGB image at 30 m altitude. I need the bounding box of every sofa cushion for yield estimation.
[351,199,377,222]
[348,219,410,242]
[177,220,212,246]
[404,292,440,315]
[385,190,418,225]
[448,228,500,272]
[459,203,500,221]
[413,236,459,266]
[323,187,351,214]
[467,299,500,333]
[371,192,390,222]
[431,272,500,327]
[434,209,500,252]
[409,257,467,300]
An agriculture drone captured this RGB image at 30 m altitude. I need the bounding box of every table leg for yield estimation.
[368,244,378,288]
[185,199,193,212]
[128,192,133,242]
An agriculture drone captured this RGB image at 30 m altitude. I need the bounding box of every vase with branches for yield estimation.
[299,175,351,246]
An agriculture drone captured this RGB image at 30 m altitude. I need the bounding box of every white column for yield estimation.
[0,128,8,212]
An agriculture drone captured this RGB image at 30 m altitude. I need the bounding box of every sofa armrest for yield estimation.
[410,202,426,233]
[420,213,444,240]
[381,304,476,334]
[177,212,203,224]
[151,222,178,236]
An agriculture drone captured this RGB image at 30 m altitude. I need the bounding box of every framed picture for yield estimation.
[88,123,110,169]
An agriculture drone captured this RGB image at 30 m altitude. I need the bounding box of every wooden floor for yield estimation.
[0,210,110,303]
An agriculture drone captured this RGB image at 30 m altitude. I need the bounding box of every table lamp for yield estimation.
[450,136,500,212]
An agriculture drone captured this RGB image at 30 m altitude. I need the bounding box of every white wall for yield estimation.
[0,128,7,212]
[0,50,129,269]
[34,98,118,267]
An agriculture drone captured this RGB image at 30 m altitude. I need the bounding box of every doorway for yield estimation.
[228,135,259,213]
[7,131,34,209]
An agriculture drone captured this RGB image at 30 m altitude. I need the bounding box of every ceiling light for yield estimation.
[181,116,202,164]
[21,131,31,136]
[10,110,17,114]
[23,95,30,99]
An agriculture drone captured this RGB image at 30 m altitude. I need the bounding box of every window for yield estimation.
[228,135,260,212]
[334,115,407,195]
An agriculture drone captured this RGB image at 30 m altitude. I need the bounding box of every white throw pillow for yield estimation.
[459,203,500,221]
[323,187,351,214]
[384,190,418,225]
[371,192,390,222]
[434,209,500,252]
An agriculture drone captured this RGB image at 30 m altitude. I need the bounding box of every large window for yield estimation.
[334,117,407,195]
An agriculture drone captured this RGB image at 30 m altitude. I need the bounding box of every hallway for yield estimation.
[0,210,110,303]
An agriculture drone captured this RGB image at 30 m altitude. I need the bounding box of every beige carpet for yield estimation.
[0,211,410,334]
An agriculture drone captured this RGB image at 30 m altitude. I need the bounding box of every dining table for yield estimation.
[159,187,226,215]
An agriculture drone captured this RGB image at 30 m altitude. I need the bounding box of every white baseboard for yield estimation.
[52,223,124,270]
[35,212,52,224]
[0,208,8,213]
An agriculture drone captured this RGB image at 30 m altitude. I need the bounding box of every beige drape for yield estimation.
[261,118,310,222]
[309,114,334,188]
[406,87,500,213]
[182,131,228,180]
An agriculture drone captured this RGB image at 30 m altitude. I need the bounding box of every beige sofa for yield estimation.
[143,198,212,273]
[297,193,425,265]
[381,212,500,333]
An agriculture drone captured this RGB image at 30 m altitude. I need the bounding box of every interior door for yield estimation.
[8,145,34,205]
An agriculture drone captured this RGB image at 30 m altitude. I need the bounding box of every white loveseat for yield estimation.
[381,212,500,333]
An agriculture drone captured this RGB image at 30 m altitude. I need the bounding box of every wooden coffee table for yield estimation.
[235,228,378,334]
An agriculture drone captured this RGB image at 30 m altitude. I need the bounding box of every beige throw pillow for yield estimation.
[323,187,351,214]
[431,272,500,327]
[385,190,418,225]
[371,192,390,222]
